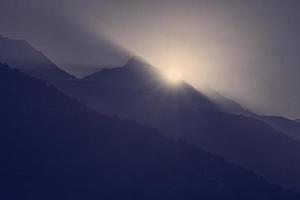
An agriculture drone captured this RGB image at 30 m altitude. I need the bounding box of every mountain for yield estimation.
[2,63,299,199]
[258,116,300,141]
[81,58,252,117]
[83,58,162,87]
[80,58,219,115]
[0,35,75,82]
[203,89,300,143]
[2,36,300,192]
[200,86,253,116]
[295,119,300,123]
[62,58,300,192]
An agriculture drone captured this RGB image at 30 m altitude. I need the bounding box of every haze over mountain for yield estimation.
[82,57,220,114]
[1,0,300,198]
[0,35,74,82]
[1,35,300,192]
[258,116,300,142]
[1,0,300,119]
[68,58,300,191]
[2,63,299,199]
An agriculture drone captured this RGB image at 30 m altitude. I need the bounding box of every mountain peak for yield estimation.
[0,34,75,81]
[83,56,162,85]
[125,56,145,66]
[123,56,157,73]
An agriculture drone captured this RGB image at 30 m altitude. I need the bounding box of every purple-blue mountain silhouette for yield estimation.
[1,35,300,192]
[2,63,299,199]
[258,116,300,141]
[0,35,75,82]
[77,58,300,191]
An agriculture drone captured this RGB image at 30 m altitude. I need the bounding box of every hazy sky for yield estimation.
[0,0,299,118]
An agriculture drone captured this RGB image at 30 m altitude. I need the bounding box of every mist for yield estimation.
[0,0,299,118]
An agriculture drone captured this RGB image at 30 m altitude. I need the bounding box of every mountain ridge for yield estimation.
[2,36,300,191]
[258,115,300,141]
[2,63,298,199]
[69,58,300,191]
[0,34,75,82]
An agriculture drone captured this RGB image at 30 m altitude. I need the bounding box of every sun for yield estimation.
[163,69,182,85]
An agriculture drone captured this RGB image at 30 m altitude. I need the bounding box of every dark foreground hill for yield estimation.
[0,63,298,200]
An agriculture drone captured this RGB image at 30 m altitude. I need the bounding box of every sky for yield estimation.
[0,0,299,118]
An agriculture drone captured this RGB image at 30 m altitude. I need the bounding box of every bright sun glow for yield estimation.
[163,69,182,85]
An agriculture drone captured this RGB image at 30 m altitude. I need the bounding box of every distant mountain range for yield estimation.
[0,35,75,82]
[2,63,299,199]
[77,59,300,191]
[258,116,300,141]
[1,34,300,192]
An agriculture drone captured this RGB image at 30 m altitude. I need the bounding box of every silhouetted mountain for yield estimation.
[295,119,300,123]
[258,116,300,141]
[83,57,162,86]
[203,89,300,144]
[2,37,300,192]
[2,63,298,199]
[201,86,253,116]
[52,58,300,192]
[80,57,219,114]
[0,35,75,82]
